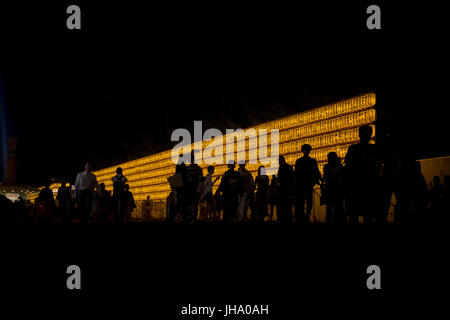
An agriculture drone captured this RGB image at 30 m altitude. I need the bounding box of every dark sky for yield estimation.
[0,1,448,185]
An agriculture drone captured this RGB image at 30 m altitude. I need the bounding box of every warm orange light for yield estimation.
[92,93,376,201]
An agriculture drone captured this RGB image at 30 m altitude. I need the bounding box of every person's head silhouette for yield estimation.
[444,175,450,187]
[279,155,286,166]
[358,125,373,144]
[116,167,123,175]
[301,144,312,156]
[414,161,422,175]
[85,163,93,173]
[433,176,441,188]
[227,160,235,170]
[327,152,341,166]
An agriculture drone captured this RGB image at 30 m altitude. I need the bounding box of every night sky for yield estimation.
[0,1,448,185]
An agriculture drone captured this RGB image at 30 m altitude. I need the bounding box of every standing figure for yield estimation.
[185,153,203,223]
[97,183,111,223]
[255,166,269,222]
[323,152,345,223]
[74,163,98,224]
[427,176,444,221]
[202,166,220,221]
[216,161,243,223]
[268,175,278,221]
[237,161,255,221]
[277,156,295,223]
[143,195,153,221]
[36,182,56,222]
[111,167,128,223]
[57,181,72,223]
[294,144,322,223]
[344,125,380,223]
[404,161,427,223]
[123,184,136,222]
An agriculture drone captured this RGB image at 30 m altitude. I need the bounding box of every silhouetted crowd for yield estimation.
[166,125,450,224]
[0,165,137,224]
[1,125,449,224]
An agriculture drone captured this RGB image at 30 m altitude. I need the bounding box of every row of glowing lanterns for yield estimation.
[46,93,376,201]
[94,111,375,185]
[94,92,375,178]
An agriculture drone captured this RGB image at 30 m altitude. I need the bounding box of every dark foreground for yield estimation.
[1,223,448,318]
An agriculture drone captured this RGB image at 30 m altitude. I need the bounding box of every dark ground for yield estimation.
[0,1,448,318]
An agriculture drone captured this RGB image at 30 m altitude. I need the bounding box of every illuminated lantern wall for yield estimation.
[91,92,376,201]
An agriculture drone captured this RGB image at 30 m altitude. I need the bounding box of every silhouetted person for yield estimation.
[443,175,450,222]
[123,184,136,222]
[97,182,111,223]
[185,153,203,223]
[202,166,220,221]
[143,195,153,221]
[173,163,186,223]
[0,194,12,223]
[13,197,27,223]
[216,161,243,223]
[277,156,294,223]
[268,175,278,221]
[238,161,255,221]
[405,161,427,223]
[112,167,127,223]
[323,152,345,223]
[166,188,178,223]
[344,125,380,223]
[37,182,56,221]
[57,181,72,223]
[379,134,405,223]
[295,144,322,223]
[428,176,444,221]
[248,191,257,221]
[75,163,98,224]
[255,166,269,222]
[214,192,224,222]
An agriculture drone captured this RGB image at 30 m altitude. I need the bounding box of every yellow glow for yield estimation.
[89,93,376,201]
